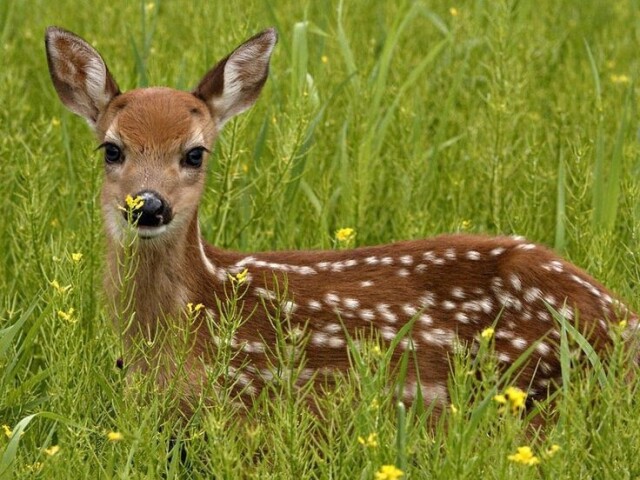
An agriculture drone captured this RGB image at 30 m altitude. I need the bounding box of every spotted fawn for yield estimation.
[45,26,638,417]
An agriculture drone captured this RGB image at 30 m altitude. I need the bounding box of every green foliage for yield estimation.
[1,0,639,477]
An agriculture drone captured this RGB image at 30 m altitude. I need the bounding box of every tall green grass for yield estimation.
[1,0,640,477]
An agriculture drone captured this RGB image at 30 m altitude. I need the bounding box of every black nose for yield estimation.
[123,190,173,227]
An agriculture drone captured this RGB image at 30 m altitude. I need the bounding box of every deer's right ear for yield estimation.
[193,28,277,129]
[45,26,120,128]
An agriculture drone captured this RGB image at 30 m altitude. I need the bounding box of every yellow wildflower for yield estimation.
[357,432,378,448]
[545,444,561,457]
[187,303,205,315]
[236,268,249,284]
[145,2,155,13]
[480,327,494,340]
[449,403,459,415]
[123,195,144,211]
[2,425,12,438]
[508,446,540,466]
[25,462,43,473]
[50,280,71,294]
[449,7,459,16]
[504,386,527,412]
[375,464,404,480]
[369,398,380,411]
[335,227,356,247]
[321,55,329,64]
[610,74,631,84]
[494,386,527,414]
[71,252,83,262]
[107,431,124,442]
[43,445,61,456]
[57,308,76,323]
[51,117,61,127]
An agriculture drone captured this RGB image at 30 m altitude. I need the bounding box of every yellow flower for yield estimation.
[610,74,631,84]
[50,280,71,294]
[43,445,60,456]
[494,386,527,414]
[508,446,540,466]
[450,403,459,415]
[123,195,144,211]
[357,432,378,448]
[57,308,76,323]
[369,398,380,411]
[2,425,12,438]
[449,7,459,16]
[51,117,60,127]
[236,268,249,284]
[335,227,356,247]
[107,431,124,442]
[545,444,561,458]
[375,464,404,480]
[321,55,329,64]
[186,303,205,315]
[504,386,527,412]
[480,327,494,340]
[71,252,83,262]
[145,2,155,13]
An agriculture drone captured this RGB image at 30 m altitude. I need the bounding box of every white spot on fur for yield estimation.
[524,287,542,303]
[324,292,340,306]
[376,304,397,323]
[343,298,360,310]
[511,337,528,350]
[380,257,394,266]
[444,249,456,261]
[359,309,375,321]
[490,247,506,256]
[400,255,413,265]
[442,300,456,310]
[451,287,465,299]
[509,274,522,292]
[397,268,410,277]
[402,304,418,317]
[364,256,379,265]
[308,299,322,311]
[360,280,374,288]
[465,250,481,260]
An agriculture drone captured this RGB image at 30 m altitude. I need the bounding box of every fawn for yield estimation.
[45,26,637,418]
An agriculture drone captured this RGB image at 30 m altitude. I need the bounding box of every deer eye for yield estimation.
[101,143,123,164]
[184,147,206,168]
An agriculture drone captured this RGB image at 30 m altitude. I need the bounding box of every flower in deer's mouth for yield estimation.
[124,194,145,211]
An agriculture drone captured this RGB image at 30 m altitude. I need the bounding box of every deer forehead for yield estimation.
[98,87,215,154]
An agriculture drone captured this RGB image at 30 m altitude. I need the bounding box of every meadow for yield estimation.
[1,0,640,477]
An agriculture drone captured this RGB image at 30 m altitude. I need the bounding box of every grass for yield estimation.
[1,0,640,477]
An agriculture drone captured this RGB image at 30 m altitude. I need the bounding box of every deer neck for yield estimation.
[105,212,226,340]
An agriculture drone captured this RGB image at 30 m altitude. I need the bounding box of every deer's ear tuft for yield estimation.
[45,26,120,128]
[193,28,277,128]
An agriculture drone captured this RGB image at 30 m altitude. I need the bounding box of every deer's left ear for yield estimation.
[193,28,277,128]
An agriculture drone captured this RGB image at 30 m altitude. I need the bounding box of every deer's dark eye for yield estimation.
[102,143,123,164]
[184,147,206,168]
